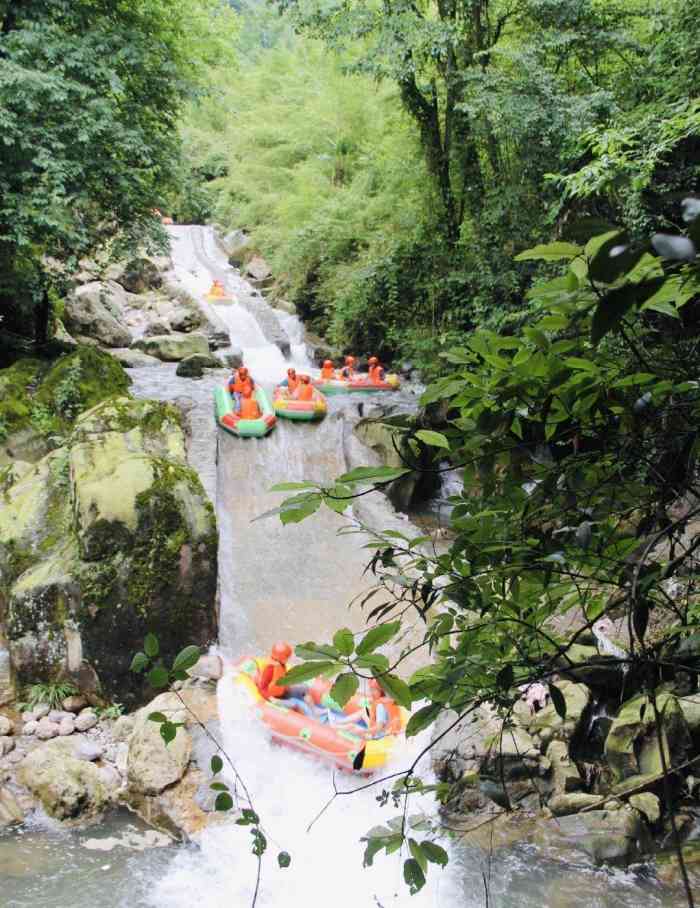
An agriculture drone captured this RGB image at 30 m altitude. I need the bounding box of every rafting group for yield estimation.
[234,642,407,773]
[214,355,400,438]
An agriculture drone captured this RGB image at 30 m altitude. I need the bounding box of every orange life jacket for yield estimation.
[287,376,299,393]
[368,365,385,384]
[258,661,287,699]
[297,383,314,401]
[369,697,401,735]
[239,396,261,419]
[233,378,253,396]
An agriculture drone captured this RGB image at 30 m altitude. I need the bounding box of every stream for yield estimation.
[2,226,691,907]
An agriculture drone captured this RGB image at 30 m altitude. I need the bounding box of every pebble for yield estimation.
[75,711,98,732]
[32,704,50,720]
[21,711,35,723]
[36,719,60,740]
[58,717,76,736]
[49,709,75,724]
[62,695,88,713]
[0,736,15,756]
[22,721,38,736]
[6,750,24,765]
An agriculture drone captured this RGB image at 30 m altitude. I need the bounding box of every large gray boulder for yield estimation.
[132,332,210,362]
[17,737,110,821]
[222,230,252,267]
[106,348,162,369]
[175,353,222,378]
[64,281,132,348]
[112,257,164,294]
[127,693,191,796]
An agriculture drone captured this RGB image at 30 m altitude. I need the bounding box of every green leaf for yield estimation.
[278,851,291,869]
[496,664,514,690]
[160,721,177,745]
[421,841,449,867]
[130,652,149,673]
[278,661,337,686]
[564,357,597,372]
[294,643,340,661]
[211,755,223,775]
[405,703,441,737]
[403,857,426,894]
[236,808,260,826]
[415,430,450,450]
[172,645,200,674]
[377,672,412,709]
[354,653,390,672]
[210,782,229,791]
[148,711,167,723]
[356,621,401,656]
[633,599,650,644]
[333,628,355,657]
[215,792,234,812]
[330,673,359,707]
[591,278,665,345]
[144,633,159,658]
[409,838,427,874]
[148,665,170,690]
[549,684,567,720]
[338,466,410,484]
[269,481,318,492]
[279,493,322,525]
[514,242,581,262]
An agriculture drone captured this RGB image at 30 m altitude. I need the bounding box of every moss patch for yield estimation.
[0,359,46,438]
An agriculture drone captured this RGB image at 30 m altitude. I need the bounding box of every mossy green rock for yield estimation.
[1,397,217,705]
[604,693,691,782]
[515,680,591,742]
[132,332,209,362]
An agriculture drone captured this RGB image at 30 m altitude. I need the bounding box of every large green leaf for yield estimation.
[332,628,355,657]
[405,702,441,737]
[330,673,359,707]
[377,672,412,709]
[356,621,401,656]
[415,430,450,450]
[514,242,581,262]
[172,645,200,673]
[278,661,338,686]
[338,466,410,484]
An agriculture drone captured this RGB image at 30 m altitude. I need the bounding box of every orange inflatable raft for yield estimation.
[233,657,408,774]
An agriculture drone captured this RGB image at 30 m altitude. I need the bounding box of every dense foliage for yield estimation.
[0,0,236,341]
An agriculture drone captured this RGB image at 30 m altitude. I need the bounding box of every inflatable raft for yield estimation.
[273,385,327,422]
[313,374,400,395]
[214,386,276,438]
[204,281,235,304]
[233,657,407,774]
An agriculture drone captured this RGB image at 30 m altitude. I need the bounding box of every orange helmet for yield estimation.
[300,373,311,383]
[345,355,355,365]
[271,641,292,663]
[323,359,333,368]
[368,356,379,365]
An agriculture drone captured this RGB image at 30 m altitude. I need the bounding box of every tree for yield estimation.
[0,0,236,341]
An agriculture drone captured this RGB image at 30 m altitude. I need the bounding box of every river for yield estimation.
[1,226,690,907]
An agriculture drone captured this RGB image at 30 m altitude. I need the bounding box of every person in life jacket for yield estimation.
[367,679,402,738]
[257,641,293,699]
[367,356,385,384]
[294,374,314,401]
[340,355,356,379]
[285,367,299,394]
[239,386,261,420]
[320,359,336,381]
[229,366,254,412]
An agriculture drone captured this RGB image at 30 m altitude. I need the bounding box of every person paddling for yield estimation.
[340,355,356,379]
[239,386,261,420]
[285,367,299,394]
[367,356,385,384]
[295,374,314,401]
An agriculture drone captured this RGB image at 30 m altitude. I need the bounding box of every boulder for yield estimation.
[515,680,591,744]
[127,693,192,795]
[0,736,15,755]
[62,695,88,713]
[169,308,203,333]
[188,654,223,682]
[677,691,700,740]
[75,711,97,732]
[106,348,162,369]
[0,715,12,736]
[244,256,273,287]
[547,740,583,794]
[272,299,297,316]
[480,726,543,783]
[0,786,23,826]
[132,332,210,362]
[222,229,251,266]
[58,717,76,736]
[49,710,75,724]
[604,693,691,782]
[64,282,132,348]
[175,354,222,378]
[628,792,661,824]
[36,718,60,740]
[305,332,342,367]
[112,715,135,743]
[220,347,244,369]
[549,806,650,865]
[118,257,163,294]
[17,737,110,821]
[143,321,172,338]
[556,644,623,689]
[22,720,38,736]
[74,738,103,762]
[548,792,602,816]
[0,647,15,707]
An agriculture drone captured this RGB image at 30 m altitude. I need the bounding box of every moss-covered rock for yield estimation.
[1,396,217,706]
[132,332,210,362]
[0,359,45,439]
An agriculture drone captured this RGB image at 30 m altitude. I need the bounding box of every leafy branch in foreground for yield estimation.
[269,206,700,903]
[131,635,290,908]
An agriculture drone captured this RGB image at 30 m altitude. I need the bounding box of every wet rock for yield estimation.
[556,644,622,689]
[188,654,223,682]
[64,281,132,348]
[0,715,12,736]
[480,726,543,782]
[604,693,691,782]
[175,353,222,378]
[112,715,135,743]
[126,694,191,795]
[58,717,76,736]
[194,781,217,813]
[244,255,273,288]
[629,792,661,824]
[36,719,60,740]
[106,348,162,369]
[272,299,297,315]
[222,229,251,266]
[206,328,231,350]
[547,740,583,793]
[0,786,23,826]
[305,332,341,367]
[548,792,602,816]
[515,680,591,743]
[143,320,172,338]
[75,711,97,732]
[17,737,110,821]
[118,257,163,294]
[169,307,203,333]
[62,695,88,713]
[220,347,244,369]
[132,332,210,362]
[550,806,649,865]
